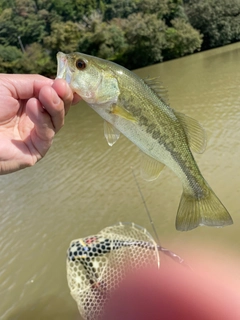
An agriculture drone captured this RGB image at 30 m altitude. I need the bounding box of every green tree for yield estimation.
[103,0,138,20]
[164,18,202,59]
[74,0,98,19]
[0,1,48,47]
[16,43,54,75]
[44,21,82,55]
[14,0,37,15]
[0,44,23,73]
[47,0,97,21]
[121,13,167,69]
[184,0,240,49]
[164,0,186,23]
[79,16,127,60]
[0,0,15,12]
[0,9,18,46]
[137,0,169,16]
[0,0,224,75]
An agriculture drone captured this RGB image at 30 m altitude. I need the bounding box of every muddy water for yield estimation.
[1,43,240,319]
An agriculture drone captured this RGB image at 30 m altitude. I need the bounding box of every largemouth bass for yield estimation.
[56,52,233,231]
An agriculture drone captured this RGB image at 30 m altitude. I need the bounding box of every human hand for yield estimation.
[0,74,80,174]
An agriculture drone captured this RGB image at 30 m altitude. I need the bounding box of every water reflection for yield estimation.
[1,43,240,319]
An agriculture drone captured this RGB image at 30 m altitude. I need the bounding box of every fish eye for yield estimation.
[76,59,86,70]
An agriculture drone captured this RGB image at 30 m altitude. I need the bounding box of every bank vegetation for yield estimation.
[1,0,240,76]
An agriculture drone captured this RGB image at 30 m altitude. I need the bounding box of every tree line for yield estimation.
[0,0,240,76]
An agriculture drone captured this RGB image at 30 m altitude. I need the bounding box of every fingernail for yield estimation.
[52,91,60,105]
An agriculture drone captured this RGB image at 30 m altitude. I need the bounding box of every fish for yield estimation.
[56,51,233,231]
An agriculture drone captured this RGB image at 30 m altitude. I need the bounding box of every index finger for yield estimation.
[0,74,53,100]
[38,85,65,132]
[52,79,74,115]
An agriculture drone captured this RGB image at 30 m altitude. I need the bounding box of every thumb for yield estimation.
[104,248,240,320]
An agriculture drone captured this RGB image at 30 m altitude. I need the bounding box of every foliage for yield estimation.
[120,13,167,69]
[1,0,236,76]
[163,18,202,59]
[47,0,98,21]
[79,19,127,60]
[183,0,240,49]
[103,0,138,20]
[0,44,23,73]
[44,21,82,54]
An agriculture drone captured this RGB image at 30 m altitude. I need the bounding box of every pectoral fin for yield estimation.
[140,152,165,181]
[110,104,136,122]
[104,121,120,146]
[175,111,207,154]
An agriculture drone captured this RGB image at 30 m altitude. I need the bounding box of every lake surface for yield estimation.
[1,42,240,319]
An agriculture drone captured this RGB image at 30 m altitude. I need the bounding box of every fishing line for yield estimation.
[131,167,161,246]
[131,167,191,269]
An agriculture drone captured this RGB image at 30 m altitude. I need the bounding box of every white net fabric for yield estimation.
[66,222,160,320]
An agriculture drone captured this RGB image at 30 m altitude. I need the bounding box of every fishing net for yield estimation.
[66,222,160,320]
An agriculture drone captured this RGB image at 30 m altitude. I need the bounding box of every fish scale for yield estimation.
[56,51,233,231]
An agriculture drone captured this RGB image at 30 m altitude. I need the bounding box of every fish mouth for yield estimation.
[56,52,73,84]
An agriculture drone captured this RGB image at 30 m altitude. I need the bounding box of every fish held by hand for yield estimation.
[56,51,233,231]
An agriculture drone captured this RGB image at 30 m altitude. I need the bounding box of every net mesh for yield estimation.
[66,222,160,320]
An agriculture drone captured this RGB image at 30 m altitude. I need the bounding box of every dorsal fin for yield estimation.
[175,111,207,154]
[143,77,170,105]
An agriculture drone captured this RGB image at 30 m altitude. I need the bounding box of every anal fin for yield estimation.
[140,152,165,181]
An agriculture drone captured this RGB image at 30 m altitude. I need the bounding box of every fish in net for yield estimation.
[66,222,160,320]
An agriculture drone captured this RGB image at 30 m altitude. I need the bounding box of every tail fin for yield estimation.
[175,188,233,231]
